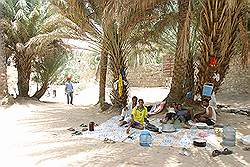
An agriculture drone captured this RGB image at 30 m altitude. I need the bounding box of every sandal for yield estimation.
[103,138,116,144]
[221,148,233,155]
[212,150,222,157]
[82,127,88,131]
[80,123,87,127]
[72,131,82,135]
[67,127,75,131]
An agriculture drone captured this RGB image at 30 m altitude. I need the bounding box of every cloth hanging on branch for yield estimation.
[118,73,123,97]
[209,55,217,67]
[121,67,125,80]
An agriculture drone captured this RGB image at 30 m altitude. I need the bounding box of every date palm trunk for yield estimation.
[16,53,32,97]
[98,49,108,110]
[0,33,8,98]
[166,0,191,102]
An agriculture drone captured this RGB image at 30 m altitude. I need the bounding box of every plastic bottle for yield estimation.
[139,130,152,147]
[221,125,236,147]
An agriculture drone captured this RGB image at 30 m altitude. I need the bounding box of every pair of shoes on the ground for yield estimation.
[103,138,116,144]
[212,148,233,157]
[72,131,82,135]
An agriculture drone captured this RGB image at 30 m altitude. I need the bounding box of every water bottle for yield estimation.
[139,130,152,147]
[221,125,236,147]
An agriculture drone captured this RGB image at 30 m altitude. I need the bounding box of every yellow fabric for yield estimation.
[118,73,123,97]
[131,106,148,125]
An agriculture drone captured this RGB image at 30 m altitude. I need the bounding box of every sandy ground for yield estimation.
[0,87,250,167]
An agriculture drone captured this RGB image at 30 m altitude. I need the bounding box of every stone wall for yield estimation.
[106,54,175,87]
[121,57,250,99]
[217,59,250,98]
[127,65,166,87]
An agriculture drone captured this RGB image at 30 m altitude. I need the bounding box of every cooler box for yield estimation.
[202,83,213,97]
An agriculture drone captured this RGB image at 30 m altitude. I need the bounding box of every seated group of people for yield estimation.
[119,96,217,134]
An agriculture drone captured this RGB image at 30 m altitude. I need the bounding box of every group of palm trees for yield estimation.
[0,0,249,110]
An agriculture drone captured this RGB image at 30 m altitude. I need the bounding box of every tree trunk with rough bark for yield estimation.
[98,49,108,110]
[16,53,32,97]
[0,33,8,98]
[166,0,191,102]
[32,81,49,99]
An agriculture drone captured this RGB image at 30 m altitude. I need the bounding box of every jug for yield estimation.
[221,125,236,147]
[140,130,152,147]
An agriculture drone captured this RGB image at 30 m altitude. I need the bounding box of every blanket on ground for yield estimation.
[81,116,220,148]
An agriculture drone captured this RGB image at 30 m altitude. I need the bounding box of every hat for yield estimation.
[66,75,72,80]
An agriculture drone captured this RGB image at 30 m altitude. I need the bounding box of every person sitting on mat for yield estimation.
[126,99,148,134]
[194,98,216,126]
[119,96,138,126]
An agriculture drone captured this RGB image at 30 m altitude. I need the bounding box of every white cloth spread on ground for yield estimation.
[81,116,218,148]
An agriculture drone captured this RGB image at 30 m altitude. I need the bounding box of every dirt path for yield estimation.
[0,100,250,167]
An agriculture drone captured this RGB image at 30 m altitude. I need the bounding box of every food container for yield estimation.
[202,83,213,97]
[240,135,250,146]
[162,123,176,133]
[193,138,207,147]
[195,123,208,129]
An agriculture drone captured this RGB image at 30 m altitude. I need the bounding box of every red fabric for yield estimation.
[209,56,217,66]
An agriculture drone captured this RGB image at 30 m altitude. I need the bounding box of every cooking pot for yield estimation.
[162,123,176,133]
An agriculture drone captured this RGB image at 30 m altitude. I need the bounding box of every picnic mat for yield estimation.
[81,116,219,148]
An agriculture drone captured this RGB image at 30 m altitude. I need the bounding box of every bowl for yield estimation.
[162,124,176,133]
[195,123,208,129]
[240,135,250,146]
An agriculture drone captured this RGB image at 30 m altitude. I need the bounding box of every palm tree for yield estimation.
[196,0,248,95]
[1,0,40,97]
[103,0,175,108]
[1,0,72,97]
[32,43,69,99]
